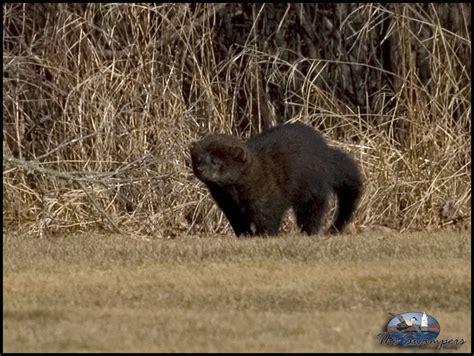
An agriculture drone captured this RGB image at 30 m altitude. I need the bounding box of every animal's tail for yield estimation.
[329,148,363,233]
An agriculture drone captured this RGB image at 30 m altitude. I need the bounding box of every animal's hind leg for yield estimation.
[294,194,328,235]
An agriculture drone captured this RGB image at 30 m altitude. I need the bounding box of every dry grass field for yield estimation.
[3,230,471,353]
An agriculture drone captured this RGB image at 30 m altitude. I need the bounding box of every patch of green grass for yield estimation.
[3,230,471,352]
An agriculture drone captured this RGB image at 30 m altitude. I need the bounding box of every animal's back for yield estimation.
[247,123,332,193]
[247,122,326,155]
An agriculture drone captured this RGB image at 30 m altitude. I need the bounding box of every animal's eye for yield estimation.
[193,154,203,165]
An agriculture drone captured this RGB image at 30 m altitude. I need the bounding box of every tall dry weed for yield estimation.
[3,3,471,236]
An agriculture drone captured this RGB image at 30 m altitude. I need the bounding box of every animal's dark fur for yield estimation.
[189,122,363,236]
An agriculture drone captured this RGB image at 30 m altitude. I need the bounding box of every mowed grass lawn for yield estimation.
[3,230,471,352]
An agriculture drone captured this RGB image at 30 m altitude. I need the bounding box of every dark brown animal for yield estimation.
[189,122,362,236]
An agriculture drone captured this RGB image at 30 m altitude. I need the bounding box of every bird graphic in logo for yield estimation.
[385,311,441,347]
[388,313,422,333]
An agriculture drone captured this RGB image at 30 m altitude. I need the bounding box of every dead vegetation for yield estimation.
[2,4,471,237]
[3,230,471,352]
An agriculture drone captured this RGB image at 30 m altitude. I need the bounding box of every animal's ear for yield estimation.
[230,145,248,163]
[188,142,197,153]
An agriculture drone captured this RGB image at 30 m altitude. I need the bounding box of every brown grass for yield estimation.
[2,3,471,236]
[3,230,471,352]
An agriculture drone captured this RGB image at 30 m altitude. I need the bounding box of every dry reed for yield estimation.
[2,3,471,237]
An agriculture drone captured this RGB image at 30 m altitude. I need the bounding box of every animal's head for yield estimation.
[189,134,251,185]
